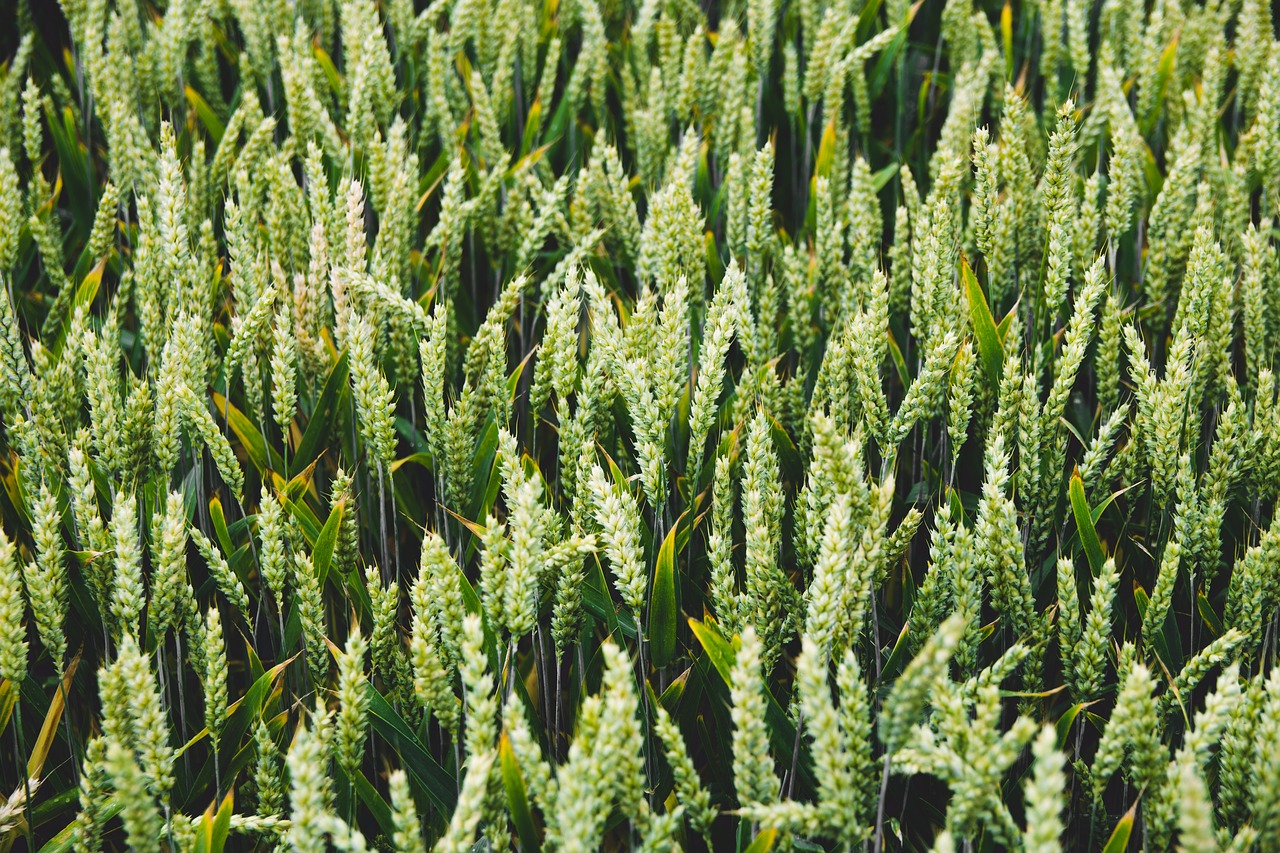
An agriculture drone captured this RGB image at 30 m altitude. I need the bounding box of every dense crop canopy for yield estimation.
[0,0,1278,850]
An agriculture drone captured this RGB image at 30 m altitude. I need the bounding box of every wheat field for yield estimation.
[0,0,1277,850]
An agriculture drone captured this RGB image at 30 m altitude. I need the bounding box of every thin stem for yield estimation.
[873,752,891,853]
[15,701,34,853]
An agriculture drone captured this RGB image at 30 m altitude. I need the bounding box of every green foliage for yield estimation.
[0,0,1278,850]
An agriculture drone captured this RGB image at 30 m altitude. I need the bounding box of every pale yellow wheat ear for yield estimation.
[287,710,336,853]
[334,625,370,780]
[0,529,26,686]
